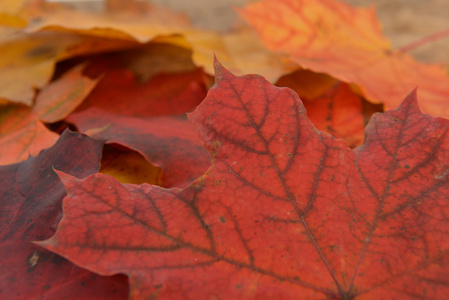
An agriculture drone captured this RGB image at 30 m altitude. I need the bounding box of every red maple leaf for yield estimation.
[0,130,128,299]
[301,83,373,148]
[67,67,210,187]
[72,111,210,187]
[39,61,449,299]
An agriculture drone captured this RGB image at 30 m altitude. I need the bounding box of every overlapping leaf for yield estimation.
[67,66,210,187]
[239,0,449,117]
[16,0,292,82]
[276,68,337,100]
[0,65,97,165]
[33,64,99,123]
[302,83,380,148]
[40,61,449,299]
[0,103,58,165]
[100,145,162,185]
[0,130,128,299]
[71,111,209,188]
[73,67,207,118]
[0,29,135,105]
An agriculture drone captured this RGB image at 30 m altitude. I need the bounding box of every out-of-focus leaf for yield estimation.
[0,0,26,16]
[240,0,449,117]
[100,144,162,185]
[75,68,207,117]
[276,69,338,100]
[20,1,293,82]
[66,67,210,187]
[0,29,135,105]
[303,83,380,148]
[0,103,58,165]
[34,64,99,123]
[0,130,128,299]
[76,112,210,188]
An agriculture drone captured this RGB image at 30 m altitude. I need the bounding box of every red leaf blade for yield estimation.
[40,62,449,299]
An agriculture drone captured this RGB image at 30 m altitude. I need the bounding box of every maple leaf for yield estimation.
[67,68,210,187]
[108,43,198,82]
[73,67,207,117]
[33,64,99,123]
[0,103,58,165]
[0,65,96,165]
[239,0,449,117]
[16,0,292,83]
[273,69,384,147]
[0,27,134,105]
[21,0,192,42]
[100,144,162,185]
[39,61,449,299]
[0,130,128,299]
[275,68,337,100]
[71,111,210,188]
[302,83,380,148]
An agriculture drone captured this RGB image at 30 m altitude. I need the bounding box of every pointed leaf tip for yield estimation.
[53,169,79,192]
[213,57,234,83]
[33,235,58,249]
[398,87,420,112]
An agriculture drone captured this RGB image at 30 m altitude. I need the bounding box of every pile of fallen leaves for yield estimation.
[2,0,449,299]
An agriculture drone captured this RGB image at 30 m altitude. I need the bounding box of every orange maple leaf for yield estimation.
[239,0,449,117]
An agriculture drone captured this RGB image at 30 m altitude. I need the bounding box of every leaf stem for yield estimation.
[398,27,449,53]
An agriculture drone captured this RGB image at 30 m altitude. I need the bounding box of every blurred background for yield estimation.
[47,0,449,65]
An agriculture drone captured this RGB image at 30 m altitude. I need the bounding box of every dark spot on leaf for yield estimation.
[26,45,57,60]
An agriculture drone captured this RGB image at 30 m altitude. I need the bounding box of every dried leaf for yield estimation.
[34,64,99,123]
[0,103,58,165]
[67,67,210,187]
[303,83,380,148]
[100,144,162,185]
[40,61,449,299]
[0,29,134,105]
[0,130,128,299]
[239,0,449,116]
